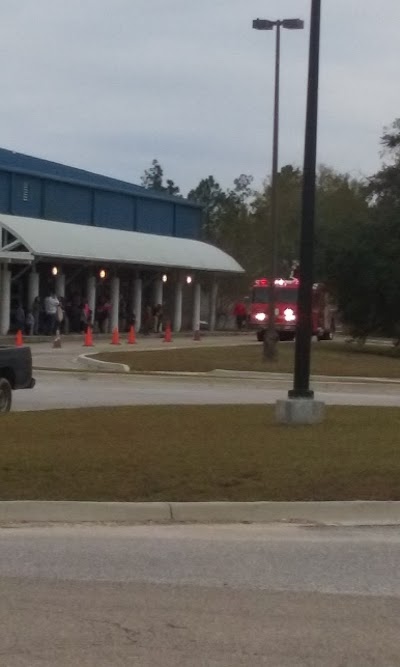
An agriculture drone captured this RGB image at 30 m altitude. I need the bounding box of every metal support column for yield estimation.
[153,278,163,308]
[132,276,142,332]
[192,281,201,332]
[28,270,40,310]
[209,280,218,332]
[173,278,183,333]
[87,275,97,327]
[110,276,120,332]
[55,273,66,298]
[0,266,11,336]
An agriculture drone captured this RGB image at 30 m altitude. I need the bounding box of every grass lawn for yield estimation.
[94,341,400,379]
[1,405,400,501]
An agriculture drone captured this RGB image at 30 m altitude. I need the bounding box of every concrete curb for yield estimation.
[1,501,400,526]
[0,501,170,523]
[77,354,129,373]
[169,501,400,525]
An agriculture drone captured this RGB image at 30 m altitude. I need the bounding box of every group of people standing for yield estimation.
[13,289,166,337]
[13,292,95,336]
[12,296,249,335]
[14,292,63,336]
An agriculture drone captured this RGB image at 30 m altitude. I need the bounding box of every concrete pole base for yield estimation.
[275,398,325,425]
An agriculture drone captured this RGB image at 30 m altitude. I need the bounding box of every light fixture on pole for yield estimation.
[252,17,304,361]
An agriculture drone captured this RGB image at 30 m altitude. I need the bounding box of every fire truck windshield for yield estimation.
[252,287,298,304]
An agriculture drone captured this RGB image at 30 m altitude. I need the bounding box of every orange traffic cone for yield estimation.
[83,326,94,347]
[163,321,172,343]
[15,329,23,347]
[127,325,136,345]
[111,327,121,345]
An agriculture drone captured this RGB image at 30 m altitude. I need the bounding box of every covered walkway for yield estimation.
[0,214,243,336]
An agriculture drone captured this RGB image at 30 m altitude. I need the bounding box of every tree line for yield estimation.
[141,119,400,340]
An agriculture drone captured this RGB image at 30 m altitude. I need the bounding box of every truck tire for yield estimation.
[256,330,265,342]
[0,378,12,413]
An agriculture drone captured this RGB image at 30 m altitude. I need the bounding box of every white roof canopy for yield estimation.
[0,214,243,274]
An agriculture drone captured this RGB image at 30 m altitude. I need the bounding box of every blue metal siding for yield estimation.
[11,174,42,217]
[43,181,92,225]
[0,147,201,208]
[93,191,135,230]
[0,172,10,212]
[0,148,203,239]
[136,198,174,236]
[175,206,201,239]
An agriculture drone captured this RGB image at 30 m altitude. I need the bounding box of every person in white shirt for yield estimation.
[44,291,60,335]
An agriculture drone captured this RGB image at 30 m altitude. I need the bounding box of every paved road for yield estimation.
[13,368,400,411]
[1,523,399,666]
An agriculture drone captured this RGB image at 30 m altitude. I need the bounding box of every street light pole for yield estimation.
[252,18,304,361]
[266,21,280,361]
[289,0,321,399]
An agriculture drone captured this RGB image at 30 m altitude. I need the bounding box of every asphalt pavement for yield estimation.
[12,367,400,411]
[1,523,399,666]
[7,335,393,411]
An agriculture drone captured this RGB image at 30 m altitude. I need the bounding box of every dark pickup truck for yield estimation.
[0,346,35,413]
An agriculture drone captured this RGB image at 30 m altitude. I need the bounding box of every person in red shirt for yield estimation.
[233,301,247,331]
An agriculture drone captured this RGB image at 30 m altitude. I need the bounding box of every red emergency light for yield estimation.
[253,278,299,288]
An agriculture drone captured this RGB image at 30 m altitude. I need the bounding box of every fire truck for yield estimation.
[249,277,335,342]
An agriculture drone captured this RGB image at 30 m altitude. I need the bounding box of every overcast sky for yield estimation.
[0,0,399,194]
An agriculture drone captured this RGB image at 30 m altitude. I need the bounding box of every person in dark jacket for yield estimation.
[233,301,247,331]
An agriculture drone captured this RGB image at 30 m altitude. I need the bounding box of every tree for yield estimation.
[368,118,400,210]
[165,179,180,196]
[140,159,180,196]
[140,159,164,191]
[188,174,257,299]
[319,120,400,340]
[151,152,400,339]
[250,165,302,279]
[187,176,226,241]
[314,165,371,288]
[216,175,255,270]
[381,118,400,153]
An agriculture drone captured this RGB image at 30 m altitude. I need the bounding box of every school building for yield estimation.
[0,148,243,335]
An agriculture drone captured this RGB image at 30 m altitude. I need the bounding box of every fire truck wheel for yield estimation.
[256,330,265,342]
